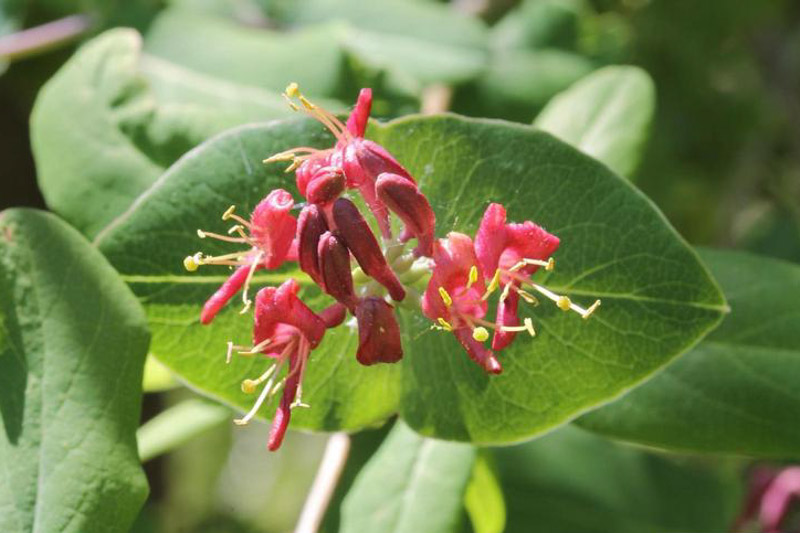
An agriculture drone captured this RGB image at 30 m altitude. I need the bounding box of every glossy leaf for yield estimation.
[340,420,476,533]
[535,66,656,178]
[496,426,741,533]
[579,249,800,457]
[95,114,725,443]
[31,29,296,238]
[0,208,149,533]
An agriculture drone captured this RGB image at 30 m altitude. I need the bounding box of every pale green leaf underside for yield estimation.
[31,29,297,239]
[340,420,476,533]
[578,249,800,457]
[0,209,149,533]
[94,114,724,444]
[535,65,656,178]
[465,451,506,533]
[137,399,230,462]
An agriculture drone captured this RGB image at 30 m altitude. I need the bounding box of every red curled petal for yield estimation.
[332,198,406,302]
[475,203,507,279]
[318,231,358,312]
[492,288,519,351]
[267,349,304,451]
[297,205,328,285]
[375,172,436,257]
[453,328,502,374]
[355,297,403,365]
[306,167,345,205]
[201,263,263,324]
[346,88,372,138]
[250,189,298,268]
[256,280,326,347]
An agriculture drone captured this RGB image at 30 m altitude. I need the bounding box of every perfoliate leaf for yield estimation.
[0,208,149,533]
[94,114,725,444]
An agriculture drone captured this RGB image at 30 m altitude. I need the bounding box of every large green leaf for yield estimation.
[534,66,656,178]
[464,451,506,533]
[490,0,585,51]
[578,249,800,457]
[340,420,476,533]
[31,29,296,239]
[496,425,741,533]
[94,114,725,444]
[0,208,149,533]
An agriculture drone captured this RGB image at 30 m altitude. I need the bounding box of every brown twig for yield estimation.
[294,432,351,533]
[0,14,93,63]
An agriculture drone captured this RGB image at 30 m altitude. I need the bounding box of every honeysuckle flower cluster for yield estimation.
[184,84,600,450]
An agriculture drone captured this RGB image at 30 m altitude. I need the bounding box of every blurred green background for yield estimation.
[2,0,799,531]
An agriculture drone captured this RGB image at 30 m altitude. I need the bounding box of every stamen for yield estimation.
[183,255,200,272]
[437,318,453,331]
[241,363,278,394]
[514,286,539,305]
[481,270,501,300]
[291,384,310,409]
[239,251,264,315]
[438,287,453,307]
[499,318,536,337]
[196,229,247,244]
[222,205,236,220]
[472,327,489,342]
[234,342,294,425]
[499,282,513,303]
[528,283,602,319]
[467,265,479,289]
[508,257,556,273]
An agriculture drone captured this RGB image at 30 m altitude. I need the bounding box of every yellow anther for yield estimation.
[467,265,479,289]
[546,257,555,271]
[557,296,572,311]
[483,269,501,300]
[196,229,206,239]
[472,327,489,342]
[285,82,299,97]
[437,318,453,331]
[285,159,302,173]
[523,318,536,337]
[263,152,295,164]
[222,205,236,220]
[517,289,538,305]
[299,95,315,110]
[582,299,602,319]
[438,287,453,307]
[241,379,257,394]
[183,255,199,272]
[227,225,243,235]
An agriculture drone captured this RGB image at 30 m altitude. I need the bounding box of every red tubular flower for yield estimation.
[332,198,406,302]
[317,231,358,312]
[232,279,326,451]
[375,172,436,257]
[355,297,403,365]
[422,233,502,374]
[475,203,561,350]
[187,189,299,324]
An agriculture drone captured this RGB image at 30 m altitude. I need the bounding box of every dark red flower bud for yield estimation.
[318,231,358,312]
[332,198,406,302]
[297,205,328,285]
[319,302,348,329]
[296,155,329,197]
[306,167,345,205]
[375,172,436,257]
[355,297,403,365]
